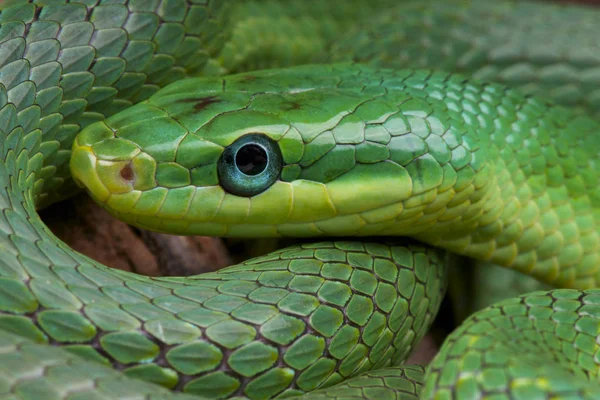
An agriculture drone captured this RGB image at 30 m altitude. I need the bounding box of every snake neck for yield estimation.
[415,102,600,289]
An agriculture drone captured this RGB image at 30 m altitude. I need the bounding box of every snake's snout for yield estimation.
[70,121,156,209]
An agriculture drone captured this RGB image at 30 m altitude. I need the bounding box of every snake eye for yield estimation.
[218,134,282,197]
[236,143,267,175]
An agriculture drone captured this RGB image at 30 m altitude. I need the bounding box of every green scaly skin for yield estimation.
[0,1,599,400]
[0,2,442,399]
[72,64,600,288]
[226,0,600,318]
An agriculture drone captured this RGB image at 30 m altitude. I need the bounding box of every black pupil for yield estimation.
[235,144,268,175]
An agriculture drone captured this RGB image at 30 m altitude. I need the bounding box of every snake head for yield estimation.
[72,65,482,238]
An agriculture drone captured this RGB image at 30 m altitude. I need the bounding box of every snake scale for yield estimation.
[0,0,599,399]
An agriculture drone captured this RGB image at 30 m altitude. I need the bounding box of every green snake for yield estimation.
[0,0,599,399]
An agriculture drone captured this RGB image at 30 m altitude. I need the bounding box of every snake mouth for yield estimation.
[70,143,112,203]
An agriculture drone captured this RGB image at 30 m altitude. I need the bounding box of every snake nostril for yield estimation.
[120,163,135,181]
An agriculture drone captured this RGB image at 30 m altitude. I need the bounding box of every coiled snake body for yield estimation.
[0,1,598,399]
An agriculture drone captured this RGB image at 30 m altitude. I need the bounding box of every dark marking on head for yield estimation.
[281,101,302,111]
[179,96,221,111]
[120,163,134,181]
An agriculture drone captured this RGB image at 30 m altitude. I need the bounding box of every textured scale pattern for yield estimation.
[220,0,397,74]
[329,1,600,119]
[425,290,600,400]
[295,366,425,400]
[0,330,200,400]
[0,0,599,399]
[0,162,447,399]
[223,0,600,323]
[222,1,600,119]
[0,0,229,208]
[74,65,600,289]
[324,0,600,317]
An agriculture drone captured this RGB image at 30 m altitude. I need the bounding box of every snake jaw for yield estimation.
[70,144,111,203]
[70,144,136,202]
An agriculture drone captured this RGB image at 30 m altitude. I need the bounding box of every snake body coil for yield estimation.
[0,1,599,400]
